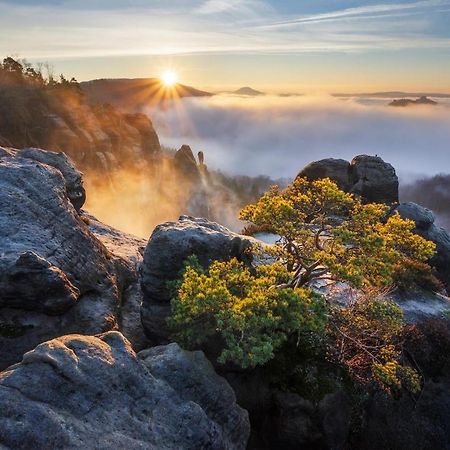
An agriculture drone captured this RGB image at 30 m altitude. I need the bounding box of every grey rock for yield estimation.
[396,202,435,230]
[396,202,450,288]
[0,152,118,369]
[139,343,250,450]
[140,216,254,342]
[350,155,399,204]
[0,332,250,450]
[85,212,150,351]
[298,158,352,191]
[297,154,399,204]
[4,147,86,210]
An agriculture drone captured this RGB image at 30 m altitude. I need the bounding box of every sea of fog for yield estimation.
[148,94,450,182]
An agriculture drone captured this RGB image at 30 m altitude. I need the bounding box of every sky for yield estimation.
[1,0,450,92]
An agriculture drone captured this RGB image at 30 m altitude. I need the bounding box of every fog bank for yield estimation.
[149,94,450,179]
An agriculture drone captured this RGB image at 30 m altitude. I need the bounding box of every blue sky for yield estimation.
[1,0,449,91]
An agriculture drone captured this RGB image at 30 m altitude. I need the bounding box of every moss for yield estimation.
[0,322,33,338]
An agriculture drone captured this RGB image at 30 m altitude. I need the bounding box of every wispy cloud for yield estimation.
[0,0,449,59]
[258,0,450,28]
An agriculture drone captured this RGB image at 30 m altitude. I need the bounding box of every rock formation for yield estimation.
[389,96,438,107]
[298,154,399,204]
[140,216,255,343]
[396,202,450,289]
[0,148,148,369]
[0,332,250,449]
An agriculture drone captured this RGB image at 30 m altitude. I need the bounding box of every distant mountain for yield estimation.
[80,78,212,112]
[232,86,265,96]
[334,91,450,99]
[389,96,438,107]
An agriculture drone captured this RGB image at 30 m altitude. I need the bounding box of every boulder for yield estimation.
[298,158,352,191]
[0,332,250,450]
[0,147,86,210]
[139,343,250,450]
[297,154,399,204]
[396,202,450,289]
[0,151,119,369]
[396,202,436,230]
[350,155,399,204]
[141,216,255,342]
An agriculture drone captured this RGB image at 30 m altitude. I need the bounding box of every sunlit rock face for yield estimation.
[0,149,147,369]
[140,216,255,343]
[0,332,250,450]
[298,154,399,204]
[396,202,450,289]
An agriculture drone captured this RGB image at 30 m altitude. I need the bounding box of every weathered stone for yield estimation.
[350,155,399,204]
[396,202,450,289]
[139,343,250,450]
[298,158,352,191]
[0,332,250,450]
[297,154,399,205]
[0,152,117,369]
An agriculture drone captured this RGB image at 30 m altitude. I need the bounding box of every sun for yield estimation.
[161,70,178,87]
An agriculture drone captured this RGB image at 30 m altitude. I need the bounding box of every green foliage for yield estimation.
[240,177,436,289]
[169,256,327,368]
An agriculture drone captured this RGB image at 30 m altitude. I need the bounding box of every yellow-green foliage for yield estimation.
[240,177,436,289]
[169,257,327,368]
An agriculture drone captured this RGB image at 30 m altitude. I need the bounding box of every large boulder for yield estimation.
[298,158,352,191]
[350,155,399,204]
[0,332,250,450]
[297,154,399,204]
[141,216,255,342]
[0,147,86,210]
[396,202,450,289]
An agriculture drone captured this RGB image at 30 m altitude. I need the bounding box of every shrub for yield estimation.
[169,256,327,369]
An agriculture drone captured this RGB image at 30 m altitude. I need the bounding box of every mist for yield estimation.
[149,94,450,179]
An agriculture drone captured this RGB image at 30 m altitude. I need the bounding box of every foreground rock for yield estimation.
[139,343,249,449]
[0,148,147,369]
[0,332,250,450]
[141,216,255,342]
[298,154,399,204]
[396,202,450,289]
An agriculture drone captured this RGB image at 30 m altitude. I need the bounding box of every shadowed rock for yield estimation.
[297,154,399,204]
[396,202,450,289]
[0,332,250,450]
[299,158,352,191]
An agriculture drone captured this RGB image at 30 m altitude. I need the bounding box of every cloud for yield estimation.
[259,0,450,28]
[149,95,450,179]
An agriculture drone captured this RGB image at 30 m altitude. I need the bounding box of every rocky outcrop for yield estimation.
[140,216,255,342]
[0,149,147,369]
[298,154,399,204]
[139,343,250,449]
[389,96,438,107]
[396,202,450,289]
[5,147,86,210]
[0,332,250,450]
